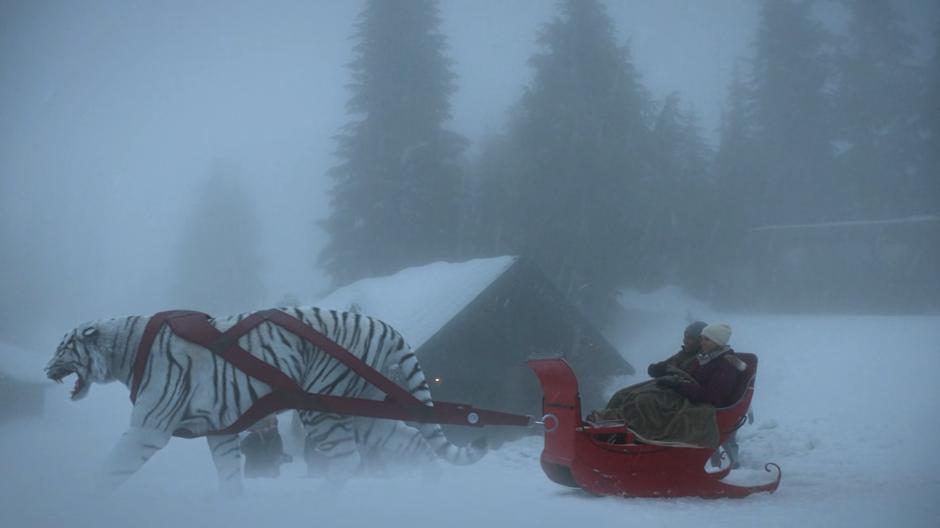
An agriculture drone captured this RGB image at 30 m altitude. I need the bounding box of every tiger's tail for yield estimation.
[393,338,487,466]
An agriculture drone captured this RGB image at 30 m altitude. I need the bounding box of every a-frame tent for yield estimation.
[316,256,633,441]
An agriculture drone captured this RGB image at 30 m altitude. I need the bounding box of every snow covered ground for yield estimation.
[2,286,939,527]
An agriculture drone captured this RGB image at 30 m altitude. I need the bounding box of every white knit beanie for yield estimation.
[701,323,732,347]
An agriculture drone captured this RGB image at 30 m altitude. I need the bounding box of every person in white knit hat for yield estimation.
[657,322,745,407]
[700,323,732,349]
[695,323,751,469]
[584,322,750,448]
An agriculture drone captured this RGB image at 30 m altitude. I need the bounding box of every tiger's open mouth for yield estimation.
[47,367,88,401]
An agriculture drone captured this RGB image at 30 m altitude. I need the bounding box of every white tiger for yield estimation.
[45,307,486,493]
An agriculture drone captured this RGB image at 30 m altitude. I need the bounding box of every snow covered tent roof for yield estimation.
[316,256,516,351]
[0,341,48,385]
[316,257,633,439]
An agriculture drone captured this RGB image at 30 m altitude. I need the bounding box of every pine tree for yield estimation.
[834,0,924,218]
[466,131,524,257]
[320,0,466,285]
[706,61,765,305]
[498,0,652,320]
[750,0,835,224]
[918,27,940,214]
[647,93,712,287]
[712,61,761,231]
[173,162,265,315]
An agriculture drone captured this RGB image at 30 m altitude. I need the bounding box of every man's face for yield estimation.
[683,333,700,352]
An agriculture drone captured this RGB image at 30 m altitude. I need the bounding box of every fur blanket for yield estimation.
[591,379,719,448]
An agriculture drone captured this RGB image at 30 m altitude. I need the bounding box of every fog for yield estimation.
[4,0,938,351]
[2,2,940,524]
[3,288,940,526]
[2,1,360,345]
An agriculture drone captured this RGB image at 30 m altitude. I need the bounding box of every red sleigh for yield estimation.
[528,354,781,498]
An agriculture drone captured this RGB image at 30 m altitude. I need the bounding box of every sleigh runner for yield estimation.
[130,309,533,438]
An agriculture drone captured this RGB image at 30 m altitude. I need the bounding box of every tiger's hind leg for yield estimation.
[97,427,172,492]
[354,417,439,477]
[207,434,244,495]
[300,411,361,482]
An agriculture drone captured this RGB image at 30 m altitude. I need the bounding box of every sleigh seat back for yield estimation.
[715,353,757,435]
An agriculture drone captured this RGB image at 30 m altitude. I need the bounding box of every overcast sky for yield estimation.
[1,0,936,346]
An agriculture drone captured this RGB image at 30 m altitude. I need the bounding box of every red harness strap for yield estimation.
[129,309,530,438]
[262,309,422,405]
[131,309,418,404]
[130,310,193,403]
[173,389,530,438]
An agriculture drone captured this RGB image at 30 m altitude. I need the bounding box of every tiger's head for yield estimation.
[45,322,114,401]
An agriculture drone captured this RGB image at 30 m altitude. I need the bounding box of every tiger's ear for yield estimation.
[82,326,98,338]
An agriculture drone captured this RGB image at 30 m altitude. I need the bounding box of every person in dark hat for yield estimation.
[588,321,708,422]
[647,321,708,378]
[587,322,747,449]
[657,323,743,407]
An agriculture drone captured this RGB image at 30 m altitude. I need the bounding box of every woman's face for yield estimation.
[700,336,719,353]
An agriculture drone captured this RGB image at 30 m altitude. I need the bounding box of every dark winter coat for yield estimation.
[677,348,742,407]
[647,346,699,378]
